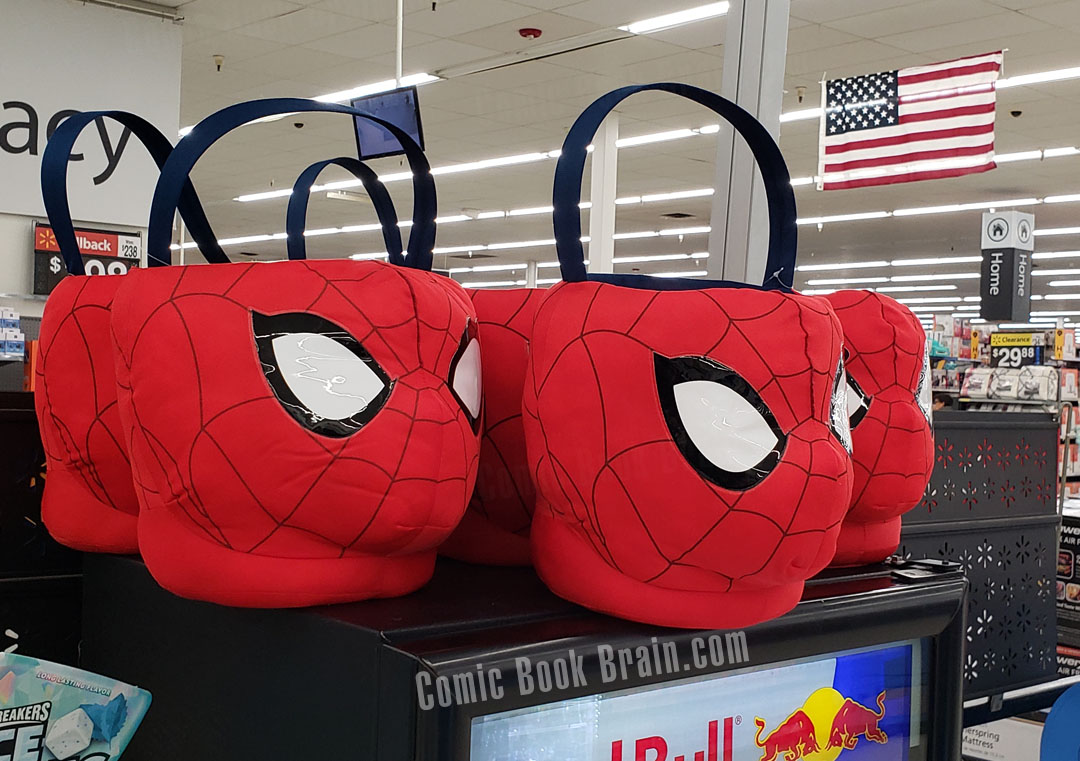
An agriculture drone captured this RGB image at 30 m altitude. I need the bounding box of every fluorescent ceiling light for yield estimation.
[651,270,711,278]
[620,2,729,34]
[780,108,823,124]
[1034,269,1080,276]
[897,297,964,304]
[461,279,527,289]
[790,176,817,187]
[487,238,556,251]
[435,215,471,224]
[659,225,711,236]
[315,73,439,104]
[1042,293,1080,300]
[891,256,983,267]
[449,263,527,274]
[349,252,388,261]
[237,189,293,203]
[797,260,889,272]
[890,272,980,282]
[893,198,1039,217]
[507,206,554,217]
[476,211,506,219]
[797,211,891,225]
[1034,311,1080,316]
[617,129,696,148]
[1049,280,1080,287]
[1036,227,1080,237]
[1034,250,1080,259]
[876,285,958,293]
[805,276,890,286]
[954,305,981,310]
[1044,147,1080,158]
[995,150,1043,163]
[963,296,982,302]
[640,188,714,203]
[998,323,1053,329]
[1045,193,1080,204]
[613,231,661,240]
[614,253,700,264]
[433,152,550,176]
[998,66,1080,89]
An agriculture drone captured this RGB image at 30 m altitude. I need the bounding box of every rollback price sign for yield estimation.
[32,222,141,296]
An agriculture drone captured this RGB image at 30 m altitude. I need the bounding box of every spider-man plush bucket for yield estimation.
[524,84,855,629]
[440,287,546,566]
[35,112,229,554]
[109,99,480,607]
[824,290,934,566]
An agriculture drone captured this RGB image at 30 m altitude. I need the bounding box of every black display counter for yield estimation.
[82,555,966,761]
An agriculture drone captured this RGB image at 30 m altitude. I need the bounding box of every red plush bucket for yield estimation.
[524,84,855,629]
[824,290,934,566]
[109,99,480,607]
[441,288,546,565]
[36,111,229,553]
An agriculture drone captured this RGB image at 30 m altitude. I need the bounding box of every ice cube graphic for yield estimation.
[45,707,94,759]
[0,671,13,704]
[81,693,127,742]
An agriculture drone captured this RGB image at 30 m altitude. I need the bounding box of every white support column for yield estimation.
[707,0,790,285]
[587,113,618,275]
[525,259,538,288]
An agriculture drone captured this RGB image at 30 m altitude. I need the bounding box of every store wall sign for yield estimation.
[980,210,1034,322]
[32,222,141,295]
[0,0,180,227]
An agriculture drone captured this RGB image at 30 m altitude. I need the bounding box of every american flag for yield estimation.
[817,51,1003,190]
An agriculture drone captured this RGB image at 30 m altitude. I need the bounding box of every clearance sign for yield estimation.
[989,332,1043,367]
[33,222,141,295]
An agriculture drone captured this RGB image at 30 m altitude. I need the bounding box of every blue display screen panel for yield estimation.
[349,85,425,160]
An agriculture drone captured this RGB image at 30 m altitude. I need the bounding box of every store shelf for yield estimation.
[959,398,1063,406]
[931,356,983,363]
[0,354,22,363]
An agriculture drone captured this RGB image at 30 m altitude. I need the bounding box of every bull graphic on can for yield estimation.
[754,688,888,761]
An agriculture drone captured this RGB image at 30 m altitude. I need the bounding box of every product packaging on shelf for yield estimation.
[1059,508,1080,632]
[0,652,150,760]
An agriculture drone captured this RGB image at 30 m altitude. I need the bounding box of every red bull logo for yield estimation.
[610,717,734,761]
[753,689,888,761]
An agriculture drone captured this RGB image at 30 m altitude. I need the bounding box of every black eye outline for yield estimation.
[846,371,871,430]
[654,353,787,491]
[448,320,482,433]
[252,310,393,438]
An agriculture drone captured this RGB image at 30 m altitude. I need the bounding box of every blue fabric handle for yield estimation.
[149,98,436,271]
[41,111,228,275]
[552,83,798,290]
[287,157,403,265]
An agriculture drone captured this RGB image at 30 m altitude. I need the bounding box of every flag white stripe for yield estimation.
[823,134,994,166]
[899,90,996,117]
[824,111,994,149]
[898,71,1001,97]
[823,151,995,184]
[898,52,1003,79]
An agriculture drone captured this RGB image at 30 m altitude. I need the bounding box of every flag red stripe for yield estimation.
[898,61,1001,85]
[899,101,997,124]
[823,162,996,190]
[824,142,993,172]
[825,122,994,155]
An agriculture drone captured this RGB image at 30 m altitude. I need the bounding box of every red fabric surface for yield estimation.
[523,281,854,628]
[110,260,480,607]
[825,290,934,566]
[441,288,544,565]
[36,275,139,553]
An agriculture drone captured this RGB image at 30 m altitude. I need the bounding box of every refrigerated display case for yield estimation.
[80,555,966,761]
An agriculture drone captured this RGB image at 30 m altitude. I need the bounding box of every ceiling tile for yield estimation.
[878,10,1049,52]
[556,0,676,27]
[399,38,503,70]
[453,11,601,51]
[179,0,305,30]
[303,23,437,58]
[405,0,537,37]
[827,0,1002,37]
[241,7,367,44]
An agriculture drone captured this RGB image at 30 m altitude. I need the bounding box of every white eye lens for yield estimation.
[831,359,853,453]
[451,337,482,420]
[846,382,866,420]
[917,338,933,424]
[672,380,779,473]
[271,332,386,420]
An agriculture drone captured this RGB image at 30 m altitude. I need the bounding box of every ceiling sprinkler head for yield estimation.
[519,27,542,39]
[213,54,225,72]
